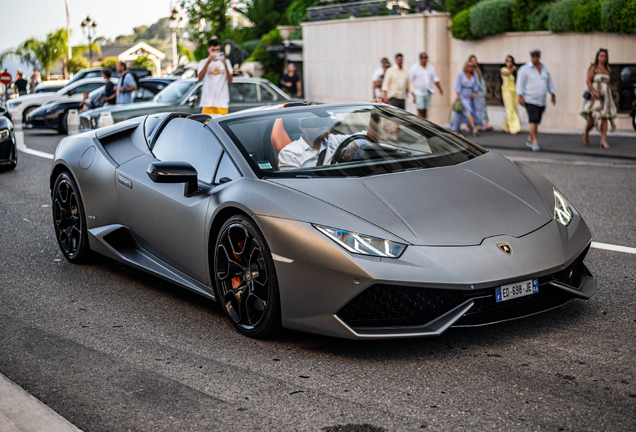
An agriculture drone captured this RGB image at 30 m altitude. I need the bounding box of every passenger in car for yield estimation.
[278,114,381,170]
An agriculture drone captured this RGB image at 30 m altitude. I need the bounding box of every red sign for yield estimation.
[0,72,12,85]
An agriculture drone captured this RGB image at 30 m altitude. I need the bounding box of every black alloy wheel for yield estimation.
[7,134,17,169]
[52,172,90,263]
[214,215,281,338]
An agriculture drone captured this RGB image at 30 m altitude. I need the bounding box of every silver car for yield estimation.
[51,103,597,339]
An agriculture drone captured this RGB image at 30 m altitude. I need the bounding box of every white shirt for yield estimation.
[372,67,385,99]
[409,63,439,96]
[197,58,232,108]
[381,66,413,100]
[516,62,556,107]
[278,133,353,171]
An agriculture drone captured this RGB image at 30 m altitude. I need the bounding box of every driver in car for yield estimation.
[278,115,381,171]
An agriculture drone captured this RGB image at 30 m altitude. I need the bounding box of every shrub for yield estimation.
[132,55,155,71]
[617,0,636,33]
[250,29,285,85]
[447,0,481,16]
[548,0,590,32]
[451,9,478,40]
[68,56,89,75]
[511,0,553,31]
[101,57,118,68]
[601,0,627,32]
[470,0,515,38]
[573,1,602,32]
[528,2,555,30]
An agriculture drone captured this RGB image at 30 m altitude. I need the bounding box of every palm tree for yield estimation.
[3,28,69,80]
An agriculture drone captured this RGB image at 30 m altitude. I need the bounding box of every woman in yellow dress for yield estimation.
[500,55,520,135]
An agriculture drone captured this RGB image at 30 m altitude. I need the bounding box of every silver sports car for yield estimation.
[50,103,597,339]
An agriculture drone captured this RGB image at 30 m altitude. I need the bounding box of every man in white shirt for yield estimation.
[381,53,414,110]
[278,115,382,171]
[410,52,444,119]
[372,57,390,100]
[197,37,233,115]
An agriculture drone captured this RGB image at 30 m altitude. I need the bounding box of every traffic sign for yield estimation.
[0,72,12,85]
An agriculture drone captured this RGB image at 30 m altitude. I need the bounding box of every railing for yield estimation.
[306,0,446,22]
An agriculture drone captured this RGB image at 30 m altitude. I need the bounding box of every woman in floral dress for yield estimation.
[470,55,492,131]
[581,49,616,149]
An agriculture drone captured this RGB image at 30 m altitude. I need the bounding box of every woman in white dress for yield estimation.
[581,49,616,149]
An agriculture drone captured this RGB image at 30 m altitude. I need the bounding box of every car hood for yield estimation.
[82,101,172,117]
[269,152,553,246]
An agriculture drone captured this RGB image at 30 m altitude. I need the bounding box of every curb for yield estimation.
[0,373,82,432]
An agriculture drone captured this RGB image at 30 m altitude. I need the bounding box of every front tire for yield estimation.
[214,215,281,338]
[52,172,90,263]
[58,111,68,134]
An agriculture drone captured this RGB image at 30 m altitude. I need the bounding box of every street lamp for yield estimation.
[168,8,181,71]
[81,16,97,66]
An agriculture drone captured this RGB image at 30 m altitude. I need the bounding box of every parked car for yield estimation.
[79,77,296,130]
[51,103,597,339]
[8,78,106,123]
[0,116,17,170]
[0,99,12,121]
[67,67,151,86]
[26,78,177,134]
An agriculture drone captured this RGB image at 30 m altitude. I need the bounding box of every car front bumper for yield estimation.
[255,215,596,339]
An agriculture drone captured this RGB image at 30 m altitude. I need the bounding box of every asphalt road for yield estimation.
[0,129,635,432]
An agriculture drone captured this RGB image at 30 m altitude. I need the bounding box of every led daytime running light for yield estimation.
[554,188,573,226]
[314,224,406,258]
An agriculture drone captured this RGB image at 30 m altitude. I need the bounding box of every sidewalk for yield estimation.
[465,129,636,161]
[0,373,81,432]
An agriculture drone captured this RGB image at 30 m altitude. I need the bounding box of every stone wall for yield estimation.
[302,14,636,131]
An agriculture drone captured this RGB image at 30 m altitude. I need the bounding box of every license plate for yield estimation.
[495,278,538,303]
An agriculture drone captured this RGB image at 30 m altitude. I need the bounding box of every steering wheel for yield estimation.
[330,134,376,164]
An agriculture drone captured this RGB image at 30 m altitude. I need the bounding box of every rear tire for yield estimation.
[52,172,90,263]
[213,215,281,338]
[58,111,68,134]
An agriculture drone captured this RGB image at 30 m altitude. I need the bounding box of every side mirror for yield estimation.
[147,161,200,197]
[188,96,198,107]
[66,89,75,96]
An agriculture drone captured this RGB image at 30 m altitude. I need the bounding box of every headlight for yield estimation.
[314,224,407,258]
[554,188,573,226]
[46,103,60,113]
[8,101,21,109]
[0,128,9,140]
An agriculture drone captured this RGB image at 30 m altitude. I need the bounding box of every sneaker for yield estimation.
[525,140,533,149]
[531,143,540,152]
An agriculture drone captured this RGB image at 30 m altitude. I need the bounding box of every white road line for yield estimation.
[18,145,54,160]
[508,156,636,169]
[591,241,636,255]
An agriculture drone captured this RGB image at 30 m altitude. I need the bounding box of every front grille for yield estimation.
[337,246,591,329]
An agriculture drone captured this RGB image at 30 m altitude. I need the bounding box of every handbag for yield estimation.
[452,100,464,112]
[583,91,592,100]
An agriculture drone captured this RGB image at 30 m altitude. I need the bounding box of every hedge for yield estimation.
[528,2,554,30]
[470,0,515,38]
[601,0,628,32]
[573,1,603,32]
[447,0,481,16]
[511,0,553,31]
[451,9,477,40]
[548,0,591,32]
[617,0,636,33]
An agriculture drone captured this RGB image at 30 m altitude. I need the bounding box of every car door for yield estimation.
[65,82,104,99]
[177,83,203,115]
[115,117,224,283]
[229,82,260,112]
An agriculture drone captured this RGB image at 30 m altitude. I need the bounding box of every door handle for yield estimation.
[118,174,133,189]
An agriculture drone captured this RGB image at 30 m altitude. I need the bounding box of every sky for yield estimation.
[1,0,174,56]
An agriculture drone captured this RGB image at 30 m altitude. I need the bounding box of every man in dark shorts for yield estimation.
[280,63,302,98]
[516,49,556,151]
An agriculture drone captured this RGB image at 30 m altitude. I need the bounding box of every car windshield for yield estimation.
[153,81,196,103]
[220,104,486,178]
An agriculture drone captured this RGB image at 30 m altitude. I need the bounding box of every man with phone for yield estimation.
[197,37,233,115]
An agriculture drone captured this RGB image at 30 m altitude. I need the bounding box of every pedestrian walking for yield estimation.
[115,62,138,105]
[516,49,556,152]
[450,61,480,136]
[500,55,520,135]
[28,68,40,94]
[410,52,443,119]
[101,68,116,106]
[581,48,616,149]
[14,73,28,96]
[381,53,413,110]
[469,55,492,131]
[280,63,302,98]
[197,37,233,115]
[372,57,390,100]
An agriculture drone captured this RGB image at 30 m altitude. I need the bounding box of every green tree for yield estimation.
[249,28,285,84]
[182,0,230,45]
[8,28,69,79]
[68,56,89,74]
[281,0,320,25]
[237,0,294,38]
[133,55,156,71]
[102,57,118,68]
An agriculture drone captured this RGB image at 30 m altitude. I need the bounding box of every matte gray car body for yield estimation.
[50,104,597,339]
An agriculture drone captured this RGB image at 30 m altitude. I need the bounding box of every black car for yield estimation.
[26,78,177,134]
[0,117,17,170]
